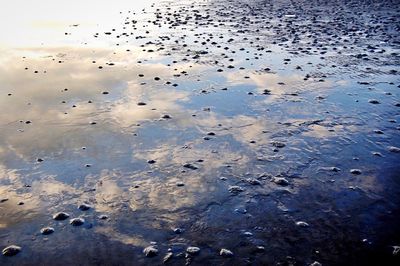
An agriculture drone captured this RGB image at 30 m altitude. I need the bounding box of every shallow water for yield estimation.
[1,0,400,265]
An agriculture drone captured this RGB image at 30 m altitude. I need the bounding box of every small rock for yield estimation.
[174,228,183,234]
[70,217,85,226]
[372,152,382,157]
[350,169,362,175]
[220,248,234,257]
[99,214,109,220]
[368,99,380,104]
[392,245,400,255]
[243,231,253,237]
[228,186,244,193]
[272,177,289,186]
[40,227,55,235]
[2,245,21,256]
[53,212,70,220]
[388,146,400,153]
[183,163,198,170]
[163,252,173,263]
[271,141,286,148]
[310,261,322,266]
[78,203,91,211]
[295,221,310,227]
[256,246,265,252]
[234,207,247,214]
[143,246,158,257]
[330,167,341,172]
[186,246,200,255]
[246,178,261,185]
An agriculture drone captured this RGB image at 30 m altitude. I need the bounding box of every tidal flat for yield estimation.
[0,0,400,265]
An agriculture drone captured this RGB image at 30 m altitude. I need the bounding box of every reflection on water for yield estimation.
[1,0,400,265]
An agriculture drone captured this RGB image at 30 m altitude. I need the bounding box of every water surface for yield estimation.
[1,0,400,265]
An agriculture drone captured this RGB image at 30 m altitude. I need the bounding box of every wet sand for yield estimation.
[1,0,400,265]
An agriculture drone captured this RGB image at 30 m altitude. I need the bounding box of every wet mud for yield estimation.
[1,0,400,265]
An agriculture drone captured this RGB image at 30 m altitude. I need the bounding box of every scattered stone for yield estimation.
[350,169,362,175]
[271,141,286,148]
[243,231,253,237]
[78,203,91,211]
[272,177,289,186]
[70,217,85,226]
[296,221,310,227]
[388,146,400,153]
[174,228,183,234]
[99,215,109,220]
[2,245,21,256]
[368,99,380,104]
[143,246,158,257]
[262,89,271,95]
[392,245,400,255]
[228,186,244,193]
[246,178,261,185]
[40,227,55,235]
[163,252,173,263]
[320,166,341,172]
[53,212,70,220]
[234,207,247,214]
[186,246,200,255]
[220,248,234,257]
[256,246,265,252]
[183,163,198,170]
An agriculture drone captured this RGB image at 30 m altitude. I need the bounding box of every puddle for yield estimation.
[1,0,400,265]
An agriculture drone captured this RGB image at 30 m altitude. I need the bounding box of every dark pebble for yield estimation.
[2,245,21,256]
[350,169,362,175]
[70,217,85,226]
[78,203,91,211]
[53,212,70,220]
[143,246,158,257]
[40,227,55,235]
